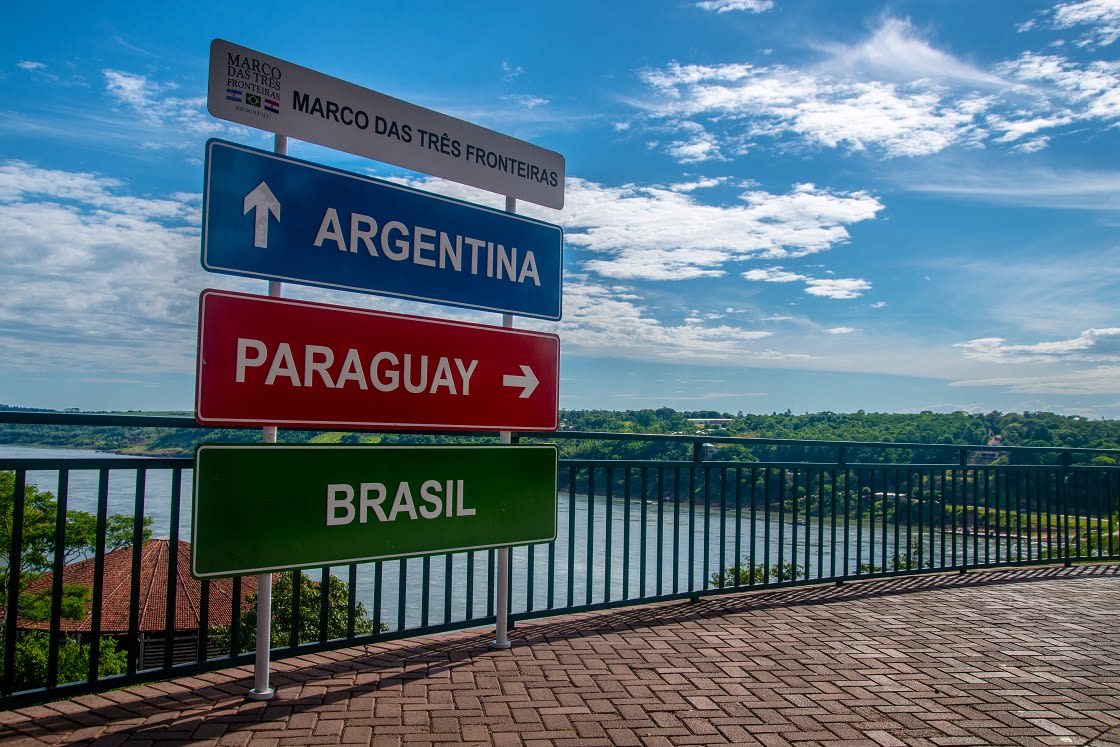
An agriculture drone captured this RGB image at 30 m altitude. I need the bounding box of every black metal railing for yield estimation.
[2,412,1118,707]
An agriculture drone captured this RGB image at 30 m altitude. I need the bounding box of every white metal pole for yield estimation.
[492,195,517,650]
[248,133,287,700]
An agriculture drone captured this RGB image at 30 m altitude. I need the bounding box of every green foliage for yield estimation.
[0,471,152,611]
[17,583,91,622]
[858,537,934,573]
[711,561,805,587]
[212,572,380,654]
[10,632,127,691]
[5,407,1120,464]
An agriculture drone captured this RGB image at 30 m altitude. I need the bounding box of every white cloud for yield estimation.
[804,277,871,299]
[664,122,725,163]
[17,61,47,71]
[695,0,773,13]
[952,365,1120,395]
[635,15,1120,162]
[102,70,232,145]
[817,17,1009,88]
[1048,0,1120,47]
[955,328,1120,364]
[826,327,858,335]
[408,173,882,282]
[743,266,872,299]
[503,94,549,109]
[0,163,211,376]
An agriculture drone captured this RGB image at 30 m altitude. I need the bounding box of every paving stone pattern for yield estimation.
[3,565,1120,746]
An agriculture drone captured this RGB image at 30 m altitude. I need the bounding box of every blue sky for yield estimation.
[3,0,1120,418]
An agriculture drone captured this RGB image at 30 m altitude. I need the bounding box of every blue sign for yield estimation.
[202,139,563,320]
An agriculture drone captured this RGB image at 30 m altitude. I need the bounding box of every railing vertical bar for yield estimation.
[319,567,331,643]
[567,465,576,608]
[762,466,772,584]
[290,570,301,648]
[198,580,211,661]
[442,555,454,625]
[1109,470,1116,558]
[688,458,698,593]
[164,468,182,671]
[1026,469,1036,562]
[806,467,815,580]
[856,469,864,575]
[702,465,711,591]
[348,564,359,637]
[970,466,978,567]
[673,467,682,594]
[985,468,993,566]
[604,466,613,601]
[789,467,798,582]
[824,468,833,577]
[929,469,937,569]
[820,467,827,580]
[231,576,243,657]
[656,467,665,596]
[938,470,947,569]
[749,466,758,586]
[639,467,649,598]
[1001,467,1009,562]
[717,467,727,589]
[88,469,110,682]
[950,467,958,569]
[372,561,384,633]
[527,543,536,613]
[733,466,743,588]
[487,549,495,617]
[1072,468,1080,559]
[420,556,431,628]
[2,470,27,695]
[46,470,70,688]
[397,559,408,633]
[778,467,787,583]
[464,553,474,621]
[623,467,632,601]
[1015,470,1024,562]
[841,461,850,579]
[586,467,596,605]
[127,468,147,676]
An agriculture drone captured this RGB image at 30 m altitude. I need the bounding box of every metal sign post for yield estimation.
[492,194,518,651]
[247,133,286,701]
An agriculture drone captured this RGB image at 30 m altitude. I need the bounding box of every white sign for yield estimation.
[207,39,566,210]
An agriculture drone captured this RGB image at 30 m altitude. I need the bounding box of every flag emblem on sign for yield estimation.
[246,94,262,108]
[264,98,279,113]
[225,88,242,103]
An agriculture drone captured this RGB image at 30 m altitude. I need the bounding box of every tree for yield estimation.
[0,471,152,611]
[1,471,150,691]
[10,632,127,691]
[220,572,379,653]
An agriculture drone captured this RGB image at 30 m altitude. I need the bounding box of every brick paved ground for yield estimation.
[2,564,1120,746]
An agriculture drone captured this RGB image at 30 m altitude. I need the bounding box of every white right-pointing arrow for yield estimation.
[503,365,539,399]
[243,181,281,249]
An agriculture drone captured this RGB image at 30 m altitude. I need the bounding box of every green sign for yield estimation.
[191,444,557,578]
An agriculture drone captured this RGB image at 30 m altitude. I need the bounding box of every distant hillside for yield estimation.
[2,406,1119,464]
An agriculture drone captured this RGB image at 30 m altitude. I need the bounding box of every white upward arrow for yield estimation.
[243,181,281,249]
[502,365,539,399]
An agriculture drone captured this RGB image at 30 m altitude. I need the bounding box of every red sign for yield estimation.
[195,289,559,431]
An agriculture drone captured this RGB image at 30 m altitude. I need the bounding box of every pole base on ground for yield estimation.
[489,640,512,650]
[248,687,275,701]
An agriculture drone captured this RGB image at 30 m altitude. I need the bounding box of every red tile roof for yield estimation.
[14,540,269,634]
